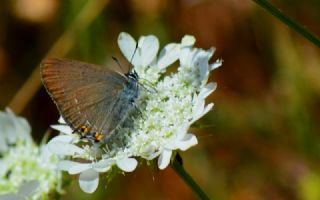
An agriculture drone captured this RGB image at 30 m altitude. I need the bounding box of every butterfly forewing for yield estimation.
[41,58,128,137]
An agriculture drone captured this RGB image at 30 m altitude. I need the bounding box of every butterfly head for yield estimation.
[126,69,139,81]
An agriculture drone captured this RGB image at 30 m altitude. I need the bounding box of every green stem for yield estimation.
[170,154,212,200]
[252,0,320,48]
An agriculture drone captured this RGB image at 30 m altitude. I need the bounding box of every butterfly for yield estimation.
[41,58,140,142]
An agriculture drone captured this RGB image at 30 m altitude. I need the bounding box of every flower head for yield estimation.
[0,108,61,199]
[48,32,222,193]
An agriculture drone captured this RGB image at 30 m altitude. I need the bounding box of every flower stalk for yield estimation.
[252,0,320,48]
[171,154,212,200]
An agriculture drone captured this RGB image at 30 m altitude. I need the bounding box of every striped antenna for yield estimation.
[128,43,138,72]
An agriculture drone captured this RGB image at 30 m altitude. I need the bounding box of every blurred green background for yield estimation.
[1,0,320,199]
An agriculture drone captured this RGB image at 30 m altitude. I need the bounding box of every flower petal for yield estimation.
[0,138,6,153]
[138,35,159,67]
[39,145,54,161]
[203,103,214,116]
[50,124,73,135]
[5,108,31,140]
[48,135,76,143]
[209,59,222,71]
[193,48,213,82]
[92,159,112,173]
[157,43,180,70]
[118,32,139,66]
[142,143,161,160]
[69,163,92,175]
[17,180,39,197]
[57,160,79,171]
[194,102,214,123]
[116,158,138,172]
[0,108,32,147]
[199,82,217,99]
[58,116,66,124]
[181,35,195,47]
[192,96,205,120]
[0,194,24,200]
[0,160,8,176]
[79,169,99,193]
[48,141,84,156]
[176,133,198,151]
[179,48,193,66]
[158,149,172,170]
[57,160,91,175]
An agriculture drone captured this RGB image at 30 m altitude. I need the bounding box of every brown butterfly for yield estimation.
[41,58,140,142]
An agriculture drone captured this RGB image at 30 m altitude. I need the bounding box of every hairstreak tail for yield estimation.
[40,58,140,142]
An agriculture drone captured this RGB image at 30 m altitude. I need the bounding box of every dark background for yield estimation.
[1,0,320,199]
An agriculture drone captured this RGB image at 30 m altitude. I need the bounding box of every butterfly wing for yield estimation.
[41,58,128,136]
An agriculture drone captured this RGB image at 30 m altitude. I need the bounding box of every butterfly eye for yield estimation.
[94,132,104,141]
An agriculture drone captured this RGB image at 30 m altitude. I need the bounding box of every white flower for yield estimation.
[57,159,111,193]
[48,123,138,193]
[0,108,31,152]
[158,124,198,169]
[48,32,221,193]
[0,180,39,200]
[53,143,137,193]
[0,108,61,199]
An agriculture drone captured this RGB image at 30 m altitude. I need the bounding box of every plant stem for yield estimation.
[170,154,212,200]
[252,0,320,48]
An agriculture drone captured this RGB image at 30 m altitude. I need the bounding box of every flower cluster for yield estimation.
[48,32,221,193]
[0,108,61,199]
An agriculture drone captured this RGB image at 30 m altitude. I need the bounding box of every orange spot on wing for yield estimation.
[94,132,104,141]
[79,125,89,134]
